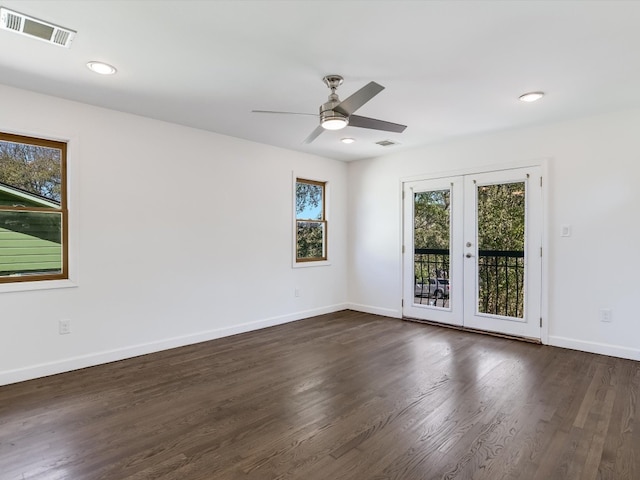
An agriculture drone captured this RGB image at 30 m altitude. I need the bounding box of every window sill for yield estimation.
[0,278,78,294]
[293,260,331,268]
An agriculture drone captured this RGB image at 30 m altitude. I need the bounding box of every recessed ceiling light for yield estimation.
[519,91,544,102]
[341,137,355,144]
[87,61,117,75]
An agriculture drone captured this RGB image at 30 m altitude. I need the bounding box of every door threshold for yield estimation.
[403,316,542,345]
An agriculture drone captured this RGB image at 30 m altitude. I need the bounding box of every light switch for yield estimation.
[561,225,571,237]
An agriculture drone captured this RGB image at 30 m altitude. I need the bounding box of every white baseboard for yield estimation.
[345,309,640,362]
[548,335,640,361]
[8,308,635,387]
[347,303,402,319]
[0,303,349,386]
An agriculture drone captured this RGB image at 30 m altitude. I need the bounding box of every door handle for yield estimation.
[466,253,474,258]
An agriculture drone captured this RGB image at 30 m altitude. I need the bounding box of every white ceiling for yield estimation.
[2,1,640,162]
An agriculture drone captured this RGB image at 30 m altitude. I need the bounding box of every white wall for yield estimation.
[0,84,348,385]
[3,84,638,386]
[348,108,640,361]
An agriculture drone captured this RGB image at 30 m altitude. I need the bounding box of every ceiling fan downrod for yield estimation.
[320,75,348,130]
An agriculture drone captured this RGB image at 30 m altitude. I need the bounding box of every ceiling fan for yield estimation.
[252,75,407,144]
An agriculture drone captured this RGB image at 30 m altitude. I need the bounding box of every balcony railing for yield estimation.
[414,248,450,308]
[414,248,524,317]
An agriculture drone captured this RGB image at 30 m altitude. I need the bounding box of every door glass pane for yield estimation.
[476,182,525,318]
[414,190,450,308]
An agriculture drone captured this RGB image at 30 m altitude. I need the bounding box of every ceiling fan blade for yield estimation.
[333,81,384,116]
[252,110,317,117]
[349,115,407,133]
[303,125,325,144]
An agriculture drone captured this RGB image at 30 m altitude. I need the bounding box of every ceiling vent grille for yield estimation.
[0,7,76,48]
[376,140,398,147]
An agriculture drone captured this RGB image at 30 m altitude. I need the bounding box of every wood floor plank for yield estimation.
[1,311,640,479]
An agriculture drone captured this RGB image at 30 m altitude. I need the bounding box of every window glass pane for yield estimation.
[295,178,326,263]
[0,211,63,277]
[297,221,325,260]
[413,189,451,307]
[296,181,323,220]
[477,182,525,318]
[0,132,67,284]
[0,139,62,207]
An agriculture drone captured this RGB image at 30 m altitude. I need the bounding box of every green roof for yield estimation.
[0,182,60,208]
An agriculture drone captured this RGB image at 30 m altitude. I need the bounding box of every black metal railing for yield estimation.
[414,248,450,307]
[477,250,524,318]
[413,249,524,316]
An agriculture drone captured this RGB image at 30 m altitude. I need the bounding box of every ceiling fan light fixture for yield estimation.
[519,91,544,102]
[321,116,348,130]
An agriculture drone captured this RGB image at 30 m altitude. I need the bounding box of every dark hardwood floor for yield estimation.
[1,310,638,479]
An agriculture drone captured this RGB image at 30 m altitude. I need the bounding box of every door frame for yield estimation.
[399,159,549,344]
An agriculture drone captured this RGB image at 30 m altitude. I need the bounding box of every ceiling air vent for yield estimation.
[0,7,76,48]
[376,140,399,147]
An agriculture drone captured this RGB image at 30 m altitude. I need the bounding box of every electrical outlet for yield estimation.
[599,308,612,323]
[59,319,71,334]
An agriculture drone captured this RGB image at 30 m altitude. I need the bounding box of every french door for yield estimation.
[402,167,542,340]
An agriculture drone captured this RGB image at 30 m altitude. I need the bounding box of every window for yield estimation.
[0,132,67,283]
[295,178,327,262]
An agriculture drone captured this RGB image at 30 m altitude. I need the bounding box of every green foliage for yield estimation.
[477,183,525,251]
[297,221,324,259]
[0,140,61,202]
[414,190,450,250]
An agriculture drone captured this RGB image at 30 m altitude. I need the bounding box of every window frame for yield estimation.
[0,131,68,285]
[293,176,330,267]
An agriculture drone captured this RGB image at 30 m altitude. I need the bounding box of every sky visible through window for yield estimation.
[296,180,323,220]
[298,202,322,220]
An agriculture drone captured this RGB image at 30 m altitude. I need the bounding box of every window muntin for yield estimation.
[295,178,327,262]
[0,132,67,283]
